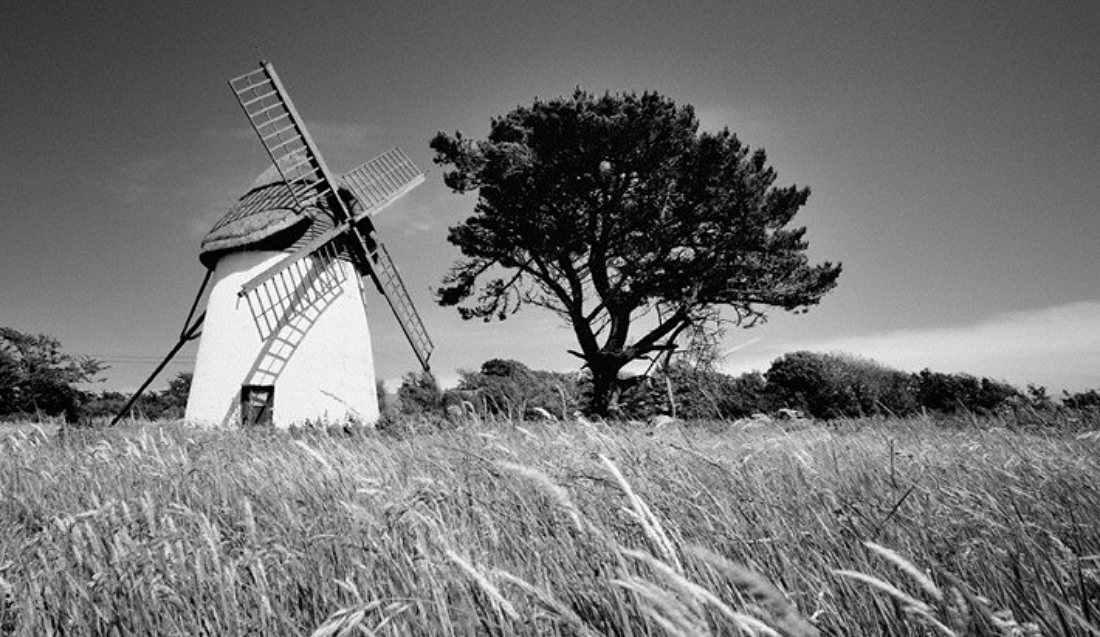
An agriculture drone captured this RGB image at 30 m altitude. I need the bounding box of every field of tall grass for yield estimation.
[2,414,1098,635]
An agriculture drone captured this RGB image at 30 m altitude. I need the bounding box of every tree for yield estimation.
[430,90,841,414]
[158,372,192,419]
[0,327,104,421]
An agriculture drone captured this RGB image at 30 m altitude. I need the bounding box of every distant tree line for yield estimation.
[4,325,1099,425]
[386,359,583,422]
[80,372,192,422]
[393,352,1100,422]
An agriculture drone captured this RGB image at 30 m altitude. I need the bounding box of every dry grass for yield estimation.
[1,415,1098,635]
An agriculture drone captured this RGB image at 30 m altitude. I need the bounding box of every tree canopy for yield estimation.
[430,89,841,414]
[0,327,104,421]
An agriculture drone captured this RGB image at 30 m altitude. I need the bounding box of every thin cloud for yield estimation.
[722,301,1100,392]
[386,185,469,237]
[389,209,441,237]
[178,169,261,237]
[201,122,383,150]
[694,105,771,138]
[311,122,384,149]
[375,196,446,237]
[114,157,167,204]
[189,203,230,238]
[200,126,256,141]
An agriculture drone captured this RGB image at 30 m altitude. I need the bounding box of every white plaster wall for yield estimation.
[184,250,380,428]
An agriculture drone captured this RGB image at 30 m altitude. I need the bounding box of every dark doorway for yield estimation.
[241,385,274,426]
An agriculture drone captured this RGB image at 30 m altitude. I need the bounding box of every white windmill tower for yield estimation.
[114,61,433,427]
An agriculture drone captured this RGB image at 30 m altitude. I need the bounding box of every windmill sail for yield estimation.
[357,239,434,371]
[341,149,433,370]
[229,62,433,371]
[229,63,352,223]
[342,148,426,217]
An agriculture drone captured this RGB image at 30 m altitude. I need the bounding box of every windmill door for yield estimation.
[241,385,274,426]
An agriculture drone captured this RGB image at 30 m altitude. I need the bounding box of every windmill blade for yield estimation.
[357,237,434,371]
[342,148,426,219]
[229,62,353,224]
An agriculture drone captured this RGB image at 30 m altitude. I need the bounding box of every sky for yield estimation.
[2,1,1098,396]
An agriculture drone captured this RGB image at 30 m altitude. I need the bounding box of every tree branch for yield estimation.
[626,305,691,359]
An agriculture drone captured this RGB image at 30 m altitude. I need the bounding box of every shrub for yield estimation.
[616,364,769,420]
[81,372,192,423]
[763,352,925,420]
[396,370,444,416]
[914,369,1019,414]
[456,359,580,418]
[764,351,861,419]
[1063,388,1100,410]
[719,371,771,417]
[824,353,919,417]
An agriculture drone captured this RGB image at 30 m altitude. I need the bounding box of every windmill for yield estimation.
[113,61,433,427]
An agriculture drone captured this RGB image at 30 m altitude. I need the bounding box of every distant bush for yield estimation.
[79,391,130,421]
[914,369,1019,414]
[763,351,882,419]
[456,359,580,418]
[616,364,769,420]
[1063,388,1100,410]
[828,353,920,416]
[396,370,445,416]
[718,370,771,417]
[81,372,192,423]
[761,352,1024,420]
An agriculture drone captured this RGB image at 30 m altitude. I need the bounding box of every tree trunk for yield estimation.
[586,358,626,417]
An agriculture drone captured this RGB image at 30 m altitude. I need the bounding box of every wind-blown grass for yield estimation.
[1,416,1098,635]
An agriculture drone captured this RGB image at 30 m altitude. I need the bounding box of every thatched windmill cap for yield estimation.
[198,163,314,268]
